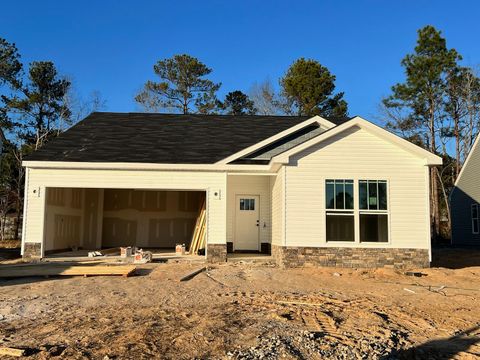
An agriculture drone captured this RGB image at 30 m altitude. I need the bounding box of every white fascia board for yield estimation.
[454,132,480,187]
[271,116,443,166]
[215,115,335,165]
[22,160,278,173]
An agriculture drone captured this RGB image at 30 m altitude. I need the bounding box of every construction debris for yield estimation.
[88,251,103,258]
[133,250,152,264]
[0,264,136,278]
[175,244,186,256]
[179,266,207,282]
[405,271,426,277]
[0,347,26,357]
[120,247,133,258]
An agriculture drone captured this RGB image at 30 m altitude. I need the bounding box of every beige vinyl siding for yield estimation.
[22,168,227,255]
[226,175,271,246]
[451,136,480,245]
[270,167,285,246]
[285,125,430,249]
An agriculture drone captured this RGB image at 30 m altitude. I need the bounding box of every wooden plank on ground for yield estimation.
[0,264,136,278]
[179,266,207,282]
[0,347,26,357]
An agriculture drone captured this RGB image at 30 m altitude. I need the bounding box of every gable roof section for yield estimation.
[25,112,348,164]
[271,116,443,166]
[454,132,480,187]
[216,115,345,164]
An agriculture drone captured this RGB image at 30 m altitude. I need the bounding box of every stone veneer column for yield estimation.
[23,242,42,259]
[206,244,227,263]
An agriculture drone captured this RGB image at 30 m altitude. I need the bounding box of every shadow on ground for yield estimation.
[386,325,480,359]
[432,247,480,269]
[0,247,21,261]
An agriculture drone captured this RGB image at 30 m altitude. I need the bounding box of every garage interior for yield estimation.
[43,187,206,256]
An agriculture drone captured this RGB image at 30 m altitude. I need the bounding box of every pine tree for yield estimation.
[135,54,221,114]
[383,25,461,240]
[280,58,348,117]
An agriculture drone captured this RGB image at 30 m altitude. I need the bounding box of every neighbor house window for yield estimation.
[325,180,354,241]
[359,180,388,242]
[472,204,479,234]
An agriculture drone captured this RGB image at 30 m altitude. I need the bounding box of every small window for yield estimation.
[326,180,354,242]
[240,198,255,211]
[472,204,479,234]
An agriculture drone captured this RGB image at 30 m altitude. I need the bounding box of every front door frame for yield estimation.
[234,194,260,251]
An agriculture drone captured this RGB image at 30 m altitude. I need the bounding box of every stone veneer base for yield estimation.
[23,242,42,259]
[207,244,227,263]
[272,245,429,269]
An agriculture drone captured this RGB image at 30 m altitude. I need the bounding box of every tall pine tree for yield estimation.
[383,26,461,240]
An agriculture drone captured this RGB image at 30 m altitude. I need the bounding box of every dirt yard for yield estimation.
[0,250,479,359]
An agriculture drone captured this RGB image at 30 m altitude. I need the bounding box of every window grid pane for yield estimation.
[359,181,368,209]
[368,181,378,210]
[326,182,335,209]
[335,180,345,209]
[472,204,479,234]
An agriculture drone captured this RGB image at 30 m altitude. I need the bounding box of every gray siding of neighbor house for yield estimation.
[451,135,480,246]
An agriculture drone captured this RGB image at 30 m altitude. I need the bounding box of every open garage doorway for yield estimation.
[43,187,206,256]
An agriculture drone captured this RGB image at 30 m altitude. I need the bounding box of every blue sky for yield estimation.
[1,1,479,119]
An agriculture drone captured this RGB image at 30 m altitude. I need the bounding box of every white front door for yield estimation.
[234,195,260,251]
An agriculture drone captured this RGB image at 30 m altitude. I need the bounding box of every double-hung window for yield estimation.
[359,180,388,242]
[472,204,479,234]
[325,179,354,241]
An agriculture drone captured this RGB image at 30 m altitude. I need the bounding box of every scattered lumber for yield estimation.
[0,347,26,357]
[179,266,207,282]
[189,200,206,255]
[0,264,136,278]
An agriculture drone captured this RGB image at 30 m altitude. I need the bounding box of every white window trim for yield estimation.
[472,204,479,235]
[324,178,391,245]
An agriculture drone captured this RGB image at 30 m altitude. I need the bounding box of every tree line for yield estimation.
[1,25,480,241]
[0,38,105,239]
[134,54,348,117]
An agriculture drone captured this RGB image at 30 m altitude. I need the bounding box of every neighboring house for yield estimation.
[21,112,442,268]
[451,134,480,246]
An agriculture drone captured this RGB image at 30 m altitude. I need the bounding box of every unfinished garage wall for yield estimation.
[22,168,227,258]
[44,188,84,251]
[102,190,203,248]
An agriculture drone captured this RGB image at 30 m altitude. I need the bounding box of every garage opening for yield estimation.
[43,188,206,256]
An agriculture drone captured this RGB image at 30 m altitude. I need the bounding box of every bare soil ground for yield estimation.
[0,250,479,359]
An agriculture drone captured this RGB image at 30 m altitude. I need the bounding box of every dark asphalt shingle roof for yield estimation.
[26,112,351,164]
